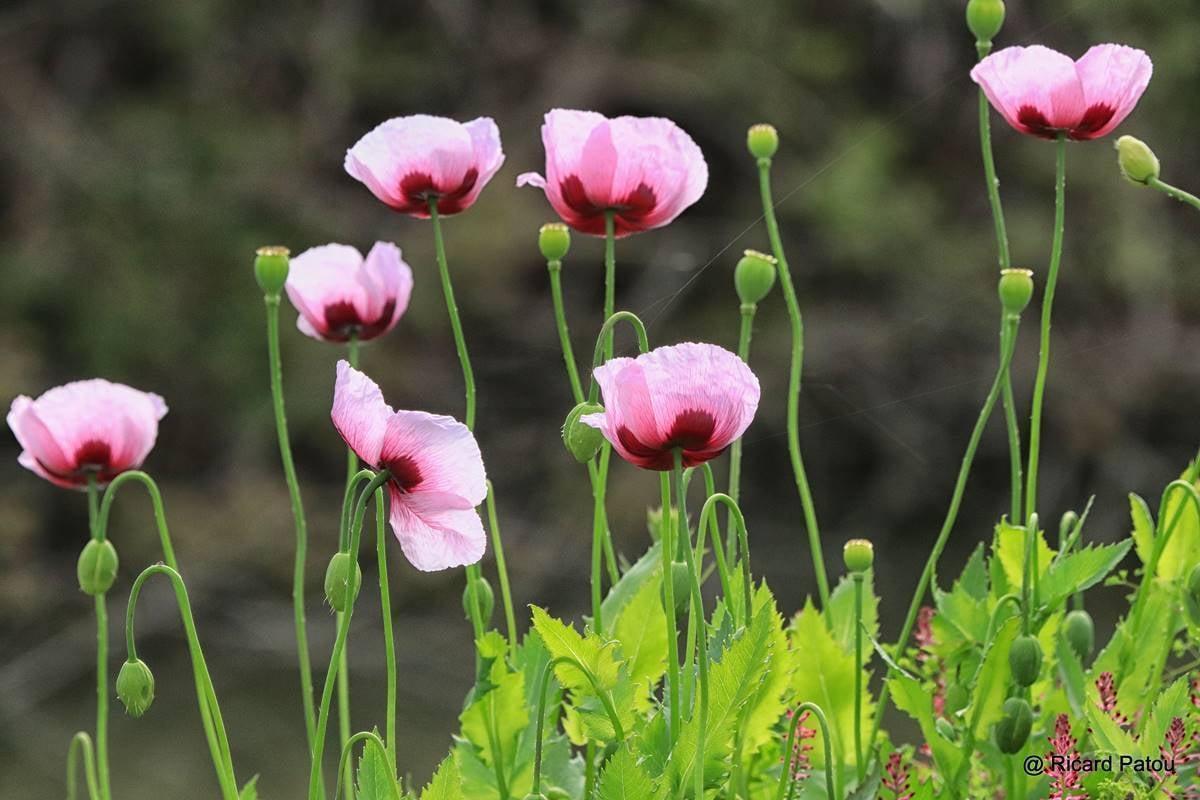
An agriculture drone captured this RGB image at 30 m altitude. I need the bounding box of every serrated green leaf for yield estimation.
[1130,493,1155,565]
[420,753,463,800]
[738,584,792,756]
[598,745,664,800]
[1140,678,1189,757]
[1056,627,1087,720]
[826,573,878,655]
[994,521,1055,596]
[530,606,621,693]
[1041,541,1132,610]
[1155,471,1200,579]
[602,541,663,622]
[238,776,258,800]
[958,543,990,600]
[888,674,961,777]
[1086,693,1138,756]
[611,571,667,712]
[459,668,527,769]
[357,732,398,800]
[964,616,1019,740]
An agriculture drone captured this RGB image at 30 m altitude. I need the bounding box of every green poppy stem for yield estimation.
[727,302,757,564]
[853,572,866,783]
[777,702,836,800]
[85,477,112,800]
[66,731,100,800]
[1147,176,1200,212]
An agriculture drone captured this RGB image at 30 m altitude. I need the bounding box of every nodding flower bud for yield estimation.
[1058,509,1079,545]
[1115,136,1160,186]
[1064,609,1095,661]
[735,250,778,306]
[994,697,1033,753]
[539,223,571,262]
[842,538,874,574]
[463,575,496,625]
[998,268,1034,315]
[254,246,290,297]
[77,539,119,596]
[966,0,1005,45]
[562,402,605,464]
[116,658,156,717]
[1008,634,1043,687]
[747,124,779,160]
[323,552,362,613]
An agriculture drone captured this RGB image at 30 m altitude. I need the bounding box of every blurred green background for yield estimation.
[3,0,1199,796]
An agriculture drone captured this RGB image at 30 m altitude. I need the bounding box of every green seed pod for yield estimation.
[562,402,606,464]
[998,268,1034,316]
[116,658,156,718]
[935,717,958,742]
[842,538,874,574]
[77,539,119,596]
[734,250,777,306]
[746,124,779,160]
[660,561,692,615]
[1115,136,1160,186]
[323,552,362,612]
[966,0,1006,44]
[994,696,1033,754]
[944,682,969,715]
[1064,609,1095,661]
[1009,635,1043,687]
[463,575,496,626]
[254,246,290,297]
[538,223,571,262]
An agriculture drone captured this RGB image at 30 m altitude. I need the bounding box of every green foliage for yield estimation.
[597,746,664,800]
[357,734,399,800]
[419,754,464,800]
[237,777,258,800]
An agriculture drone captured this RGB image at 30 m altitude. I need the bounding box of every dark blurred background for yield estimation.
[2,0,1199,796]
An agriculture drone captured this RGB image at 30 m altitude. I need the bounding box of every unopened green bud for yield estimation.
[539,223,571,262]
[77,539,119,595]
[116,658,155,717]
[1009,635,1043,687]
[935,717,958,742]
[944,683,969,715]
[1064,609,1095,661]
[994,697,1033,753]
[998,268,1034,315]
[463,575,496,625]
[966,0,1005,44]
[562,402,605,464]
[1115,136,1160,186]
[323,552,362,612]
[747,124,779,160]
[254,246,290,297]
[735,250,777,305]
[843,539,874,574]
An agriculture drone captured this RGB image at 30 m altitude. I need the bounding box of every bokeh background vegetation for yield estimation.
[2,0,1199,796]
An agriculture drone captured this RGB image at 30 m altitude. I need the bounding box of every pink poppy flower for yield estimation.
[517,109,708,237]
[344,115,504,217]
[970,44,1152,141]
[581,343,759,470]
[331,361,487,571]
[8,380,167,490]
[285,241,413,343]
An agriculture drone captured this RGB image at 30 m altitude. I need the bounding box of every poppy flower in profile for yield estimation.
[285,242,413,343]
[331,361,487,571]
[971,44,1152,141]
[517,109,708,237]
[8,380,167,490]
[344,115,505,217]
[580,343,759,470]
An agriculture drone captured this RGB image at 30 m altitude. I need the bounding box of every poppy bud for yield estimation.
[661,561,691,615]
[538,223,571,263]
[562,402,605,463]
[116,658,156,717]
[735,250,777,306]
[843,538,874,574]
[998,268,1034,315]
[966,0,1005,45]
[463,575,496,625]
[77,539,119,596]
[1009,635,1043,687]
[1063,610,1095,661]
[1115,136,1160,186]
[254,246,290,297]
[944,682,969,715]
[747,124,779,160]
[324,552,362,612]
[994,696,1033,753]
[935,717,958,742]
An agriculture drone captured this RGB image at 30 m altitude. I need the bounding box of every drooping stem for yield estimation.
[85,477,112,800]
[484,481,517,652]
[375,487,398,774]
[777,702,836,800]
[698,494,752,626]
[67,732,100,800]
[333,732,401,800]
[1148,176,1200,212]
[853,573,865,783]
[96,470,178,569]
[755,156,830,610]
[1025,135,1068,523]
[126,564,239,800]
[660,471,681,746]
[674,451,711,800]
[428,203,476,430]
[263,293,318,752]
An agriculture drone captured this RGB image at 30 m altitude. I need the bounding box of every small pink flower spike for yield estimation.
[8,380,168,490]
[517,109,708,237]
[580,342,759,470]
[344,115,505,217]
[971,44,1152,141]
[331,361,487,571]
[285,242,414,343]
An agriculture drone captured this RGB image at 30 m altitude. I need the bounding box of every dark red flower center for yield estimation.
[383,454,423,493]
[1016,103,1118,140]
[397,168,479,215]
[322,299,397,342]
[559,175,659,235]
[36,438,123,486]
[615,409,721,470]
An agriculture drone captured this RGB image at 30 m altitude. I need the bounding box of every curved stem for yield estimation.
[126,564,239,800]
[67,731,100,800]
[698,494,752,626]
[586,312,650,403]
[333,732,401,800]
[264,293,318,754]
[375,487,398,773]
[428,203,476,430]
[483,481,518,653]
[660,471,681,745]
[777,702,836,800]
[95,471,177,568]
[853,574,865,783]
[1148,176,1200,212]
[1126,478,1200,650]
[756,157,830,611]
[1025,134,1068,523]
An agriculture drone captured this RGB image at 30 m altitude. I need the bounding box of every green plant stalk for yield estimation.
[727,302,757,563]
[871,309,1020,749]
[1001,324,1023,523]
[337,336,361,800]
[853,573,865,783]
[67,732,100,800]
[485,481,518,652]
[1021,514,1038,634]
[126,564,239,799]
[660,470,682,745]
[264,293,319,755]
[699,494,752,626]
[674,451,711,800]
[85,477,112,800]
[583,741,596,800]
[777,702,836,800]
[1148,177,1200,212]
[531,656,626,795]
[1025,135,1068,523]
[333,732,401,800]
[428,203,476,430]
[374,488,398,774]
[756,157,830,611]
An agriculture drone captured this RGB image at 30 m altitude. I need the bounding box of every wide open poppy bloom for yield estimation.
[517,109,708,237]
[8,380,167,489]
[344,115,505,217]
[971,44,1152,141]
[581,342,759,470]
[331,361,486,571]
[285,242,413,343]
